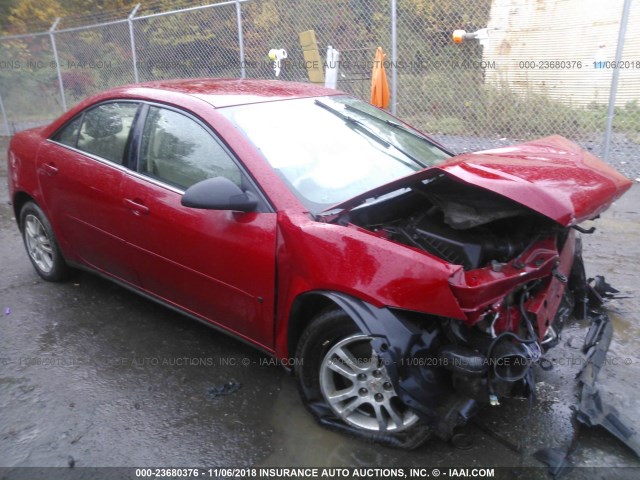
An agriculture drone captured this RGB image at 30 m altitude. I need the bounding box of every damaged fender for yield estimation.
[298,291,476,441]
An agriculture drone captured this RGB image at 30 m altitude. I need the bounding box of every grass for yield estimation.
[398,72,640,143]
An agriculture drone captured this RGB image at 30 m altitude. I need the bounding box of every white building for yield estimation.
[483,0,640,107]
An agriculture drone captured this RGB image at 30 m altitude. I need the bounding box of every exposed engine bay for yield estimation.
[345,175,561,271]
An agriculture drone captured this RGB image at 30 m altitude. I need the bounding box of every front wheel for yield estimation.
[20,201,69,282]
[295,308,430,447]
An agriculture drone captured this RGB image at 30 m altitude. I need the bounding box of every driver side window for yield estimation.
[139,106,241,190]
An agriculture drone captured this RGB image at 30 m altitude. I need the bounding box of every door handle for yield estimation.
[43,163,59,175]
[123,198,150,215]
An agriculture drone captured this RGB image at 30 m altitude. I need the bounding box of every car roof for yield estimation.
[107,78,343,108]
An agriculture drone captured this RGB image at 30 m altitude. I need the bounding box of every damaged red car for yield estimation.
[6,79,632,447]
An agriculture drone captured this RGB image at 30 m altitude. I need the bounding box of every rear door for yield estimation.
[38,101,140,284]
[120,104,278,349]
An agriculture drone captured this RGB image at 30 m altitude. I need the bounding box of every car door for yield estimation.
[38,101,140,284]
[120,104,278,349]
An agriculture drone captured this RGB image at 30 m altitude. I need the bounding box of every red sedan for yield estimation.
[6,78,631,447]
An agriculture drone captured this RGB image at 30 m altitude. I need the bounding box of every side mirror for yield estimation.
[181,177,258,212]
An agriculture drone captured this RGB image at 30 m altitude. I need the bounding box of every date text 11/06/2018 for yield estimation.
[134,467,497,478]
[518,60,640,69]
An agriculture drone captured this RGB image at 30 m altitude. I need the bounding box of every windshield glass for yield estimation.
[219,95,451,213]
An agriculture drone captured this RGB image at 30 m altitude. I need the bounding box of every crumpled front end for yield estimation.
[381,228,585,441]
[337,181,598,441]
[306,136,632,446]
[433,228,583,425]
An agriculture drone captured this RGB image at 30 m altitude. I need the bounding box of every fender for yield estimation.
[296,291,464,432]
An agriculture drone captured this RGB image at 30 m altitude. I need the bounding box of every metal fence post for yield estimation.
[49,18,67,112]
[603,0,632,161]
[129,3,141,83]
[236,0,246,78]
[390,0,398,115]
[0,86,10,135]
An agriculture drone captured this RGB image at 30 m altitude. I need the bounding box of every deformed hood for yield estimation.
[327,135,632,226]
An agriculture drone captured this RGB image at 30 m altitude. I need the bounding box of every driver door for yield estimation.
[120,104,277,349]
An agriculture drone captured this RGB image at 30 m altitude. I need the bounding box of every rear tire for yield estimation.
[295,308,430,447]
[20,201,69,282]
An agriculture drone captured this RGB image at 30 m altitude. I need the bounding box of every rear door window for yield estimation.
[76,102,139,164]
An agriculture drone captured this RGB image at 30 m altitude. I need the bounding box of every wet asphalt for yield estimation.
[1,138,640,479]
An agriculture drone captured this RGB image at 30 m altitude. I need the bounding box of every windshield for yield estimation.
[219,95,451,213]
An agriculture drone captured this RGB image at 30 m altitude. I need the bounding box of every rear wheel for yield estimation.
[20,201,69,282]
[295,308,429,446]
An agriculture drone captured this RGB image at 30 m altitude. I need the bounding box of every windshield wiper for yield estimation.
[315,99,391,148]
[315,100,429,170]
[316,100,427,171]
[344,104,458,160]
[344,104,432,143]
[341,104,431,168]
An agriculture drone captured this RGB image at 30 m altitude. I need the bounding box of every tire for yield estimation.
[19,201,70,282]
[295,308,431,447]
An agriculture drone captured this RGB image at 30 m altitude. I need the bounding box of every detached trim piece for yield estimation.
[577,313,640,457]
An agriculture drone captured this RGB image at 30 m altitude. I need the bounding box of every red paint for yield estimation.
[448,231,577,338]
[7,79,632,361]
[120,173,278,348]
[36,141,138,283]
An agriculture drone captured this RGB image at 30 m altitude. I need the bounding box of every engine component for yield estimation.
[438,345,487,376]
[398,215,529,270]
[490,339,532,382]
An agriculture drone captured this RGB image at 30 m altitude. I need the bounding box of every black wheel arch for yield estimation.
[18,198,71,282]
[288,290,454,426]
[288,290,437,364]
[12,191,36,228]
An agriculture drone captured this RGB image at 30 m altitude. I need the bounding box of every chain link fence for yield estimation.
[0,31,64,132]
[133,3,244,82]
[53,19,136,109]
[0,0,638,178]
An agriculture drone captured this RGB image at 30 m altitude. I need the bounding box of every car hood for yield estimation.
[326,135,633,226]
